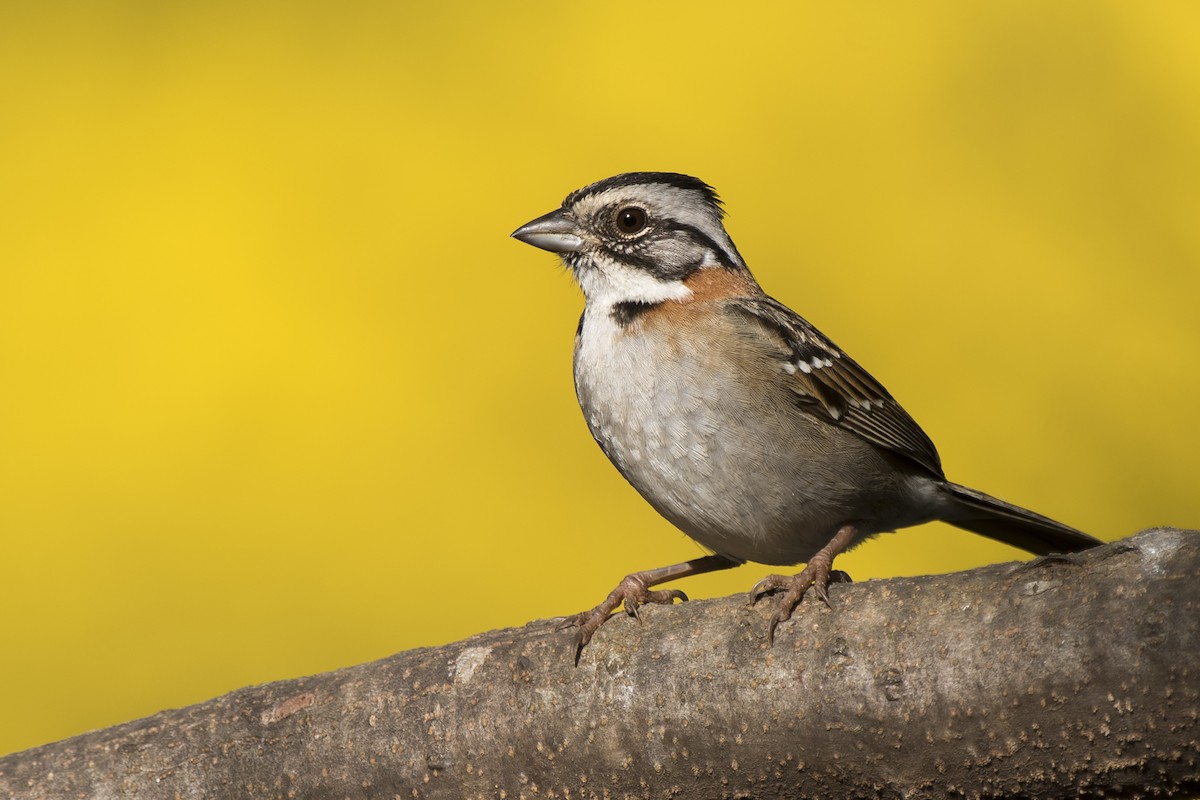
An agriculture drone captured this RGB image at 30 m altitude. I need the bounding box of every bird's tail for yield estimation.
[939,481,1102,555]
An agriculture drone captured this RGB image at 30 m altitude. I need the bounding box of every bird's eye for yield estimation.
[615,206,648,235]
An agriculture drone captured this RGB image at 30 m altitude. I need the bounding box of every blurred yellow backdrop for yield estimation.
[1,1,1197,756]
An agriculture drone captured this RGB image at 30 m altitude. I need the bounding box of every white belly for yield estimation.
[577,323,723,513]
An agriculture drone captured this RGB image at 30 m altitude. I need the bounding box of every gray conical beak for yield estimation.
[511,208,585,254]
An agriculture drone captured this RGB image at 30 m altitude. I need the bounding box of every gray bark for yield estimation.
[2,528,1198,800]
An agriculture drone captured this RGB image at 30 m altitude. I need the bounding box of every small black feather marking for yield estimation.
[610,300,662,328]
[809,379,848,420]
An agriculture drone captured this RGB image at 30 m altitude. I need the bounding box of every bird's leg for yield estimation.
[749,524,858,644]
[570,554,739,660]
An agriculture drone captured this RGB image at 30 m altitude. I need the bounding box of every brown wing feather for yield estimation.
[726,296,944,477]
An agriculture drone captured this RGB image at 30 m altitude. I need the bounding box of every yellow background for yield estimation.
[2,2,1197,756]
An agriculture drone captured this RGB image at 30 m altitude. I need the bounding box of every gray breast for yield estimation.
[576,310,853,565]
[572,303,940,565]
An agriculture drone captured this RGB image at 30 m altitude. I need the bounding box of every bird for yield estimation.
[511,172,1101,653]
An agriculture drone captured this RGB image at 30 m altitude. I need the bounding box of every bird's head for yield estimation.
[512,172,748,308]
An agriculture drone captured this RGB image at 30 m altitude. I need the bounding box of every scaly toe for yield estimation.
[572,608,609,647]
[749,574,789,605]
[569,576,689,660]
[757,568,827,644]
[620,582,686,619]
[648,588,688,605]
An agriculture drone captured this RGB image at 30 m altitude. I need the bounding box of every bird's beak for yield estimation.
[511,208,585,254]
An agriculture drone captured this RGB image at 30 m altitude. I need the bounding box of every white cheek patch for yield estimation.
[575,257,693,309]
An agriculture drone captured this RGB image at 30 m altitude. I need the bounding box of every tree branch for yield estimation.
[3,528,1198,799]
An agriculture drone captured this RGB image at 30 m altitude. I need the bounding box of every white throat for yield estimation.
[574,258,693,313]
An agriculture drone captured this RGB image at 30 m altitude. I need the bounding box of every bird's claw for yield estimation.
[567,575,688,663]
[750,565,851,644]
[624,588,687,620]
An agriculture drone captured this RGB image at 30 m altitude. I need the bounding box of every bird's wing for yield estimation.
[726,295,944,477]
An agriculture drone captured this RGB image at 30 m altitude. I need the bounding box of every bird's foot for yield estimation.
[748,524,859,644]
[565,573,687,663]
[562,555,739,663]
[749,565,851,644]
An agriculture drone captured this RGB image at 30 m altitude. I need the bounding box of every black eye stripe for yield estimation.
[664,221,739,269]
[593,220,740,279]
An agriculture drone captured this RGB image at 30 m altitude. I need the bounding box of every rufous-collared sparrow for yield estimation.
[512,172,1101,654]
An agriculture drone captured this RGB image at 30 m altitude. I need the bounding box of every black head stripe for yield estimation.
[566,172,724,218]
